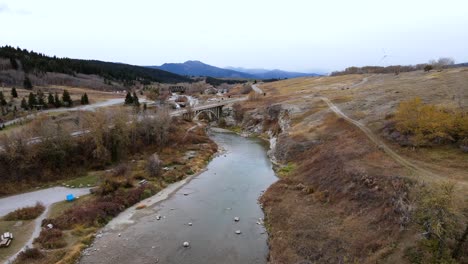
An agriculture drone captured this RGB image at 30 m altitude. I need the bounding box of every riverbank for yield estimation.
[232,75,468,263]
[78,131,277,264]
[6,120,217,264]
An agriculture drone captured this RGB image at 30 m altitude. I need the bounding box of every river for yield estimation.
[79,130,278,264]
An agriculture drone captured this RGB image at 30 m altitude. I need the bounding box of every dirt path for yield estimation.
[349,75,372,88]
[252,84,263,94]
[320,96,467,186]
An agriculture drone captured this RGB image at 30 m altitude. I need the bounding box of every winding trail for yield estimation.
[252,84,263,94]
[320,96,467,186]
[349,75,372,88]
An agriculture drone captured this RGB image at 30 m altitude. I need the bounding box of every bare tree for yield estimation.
[153,108,171,148]
[146,153,162,177]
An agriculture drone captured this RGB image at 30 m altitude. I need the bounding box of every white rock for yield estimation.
[235,230,241,234]
[47,224,54,229]
[118,233,121,237]
[183,241,190,247]
[188,222,192,226]
[156,215,161,220]
[234,217,240,222]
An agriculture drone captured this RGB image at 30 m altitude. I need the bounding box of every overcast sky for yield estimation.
[1,0,467,73]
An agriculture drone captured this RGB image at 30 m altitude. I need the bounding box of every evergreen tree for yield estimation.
[133,92,140,106]
[28,92,37,109]
[23,76,33,89]
[9,57,18,70]
[54,92,61,108]
[80,93,89,105]
[125,91,133,105]
[11,87,18,98]
[37,90,45,107]
[21,97,28,110]
[48,92,54,105]
[0,91,6,106]
[62,90,72,107]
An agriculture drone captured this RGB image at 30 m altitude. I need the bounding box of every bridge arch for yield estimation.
[193,109,219,121]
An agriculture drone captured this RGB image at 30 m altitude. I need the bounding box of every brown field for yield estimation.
[257,68,468,185]
[243,68,468,263]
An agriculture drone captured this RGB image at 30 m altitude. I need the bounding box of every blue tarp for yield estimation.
[66,194,75,201]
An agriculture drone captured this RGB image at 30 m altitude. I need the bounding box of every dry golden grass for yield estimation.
[248,68,468,263]
[0,220,36,263]
[258,68,468,187]
[261,115,412,263]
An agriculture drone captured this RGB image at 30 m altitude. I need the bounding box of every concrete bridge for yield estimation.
[171,97,245,121]
[184,104,223,121]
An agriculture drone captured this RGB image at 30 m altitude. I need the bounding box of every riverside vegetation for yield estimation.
[0,106,217,264]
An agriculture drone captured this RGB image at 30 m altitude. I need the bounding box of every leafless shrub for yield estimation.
[146,154,162,177]
[241,84,253,94]
[153,108,171,147]
[112,163,129,177]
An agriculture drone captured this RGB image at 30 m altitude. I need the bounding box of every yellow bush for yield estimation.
[394,97,467,146]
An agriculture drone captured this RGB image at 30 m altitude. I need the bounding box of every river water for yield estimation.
[80,131,278,264]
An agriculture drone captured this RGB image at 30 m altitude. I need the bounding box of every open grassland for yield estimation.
[238,68,468,263]
[256,68,468,186]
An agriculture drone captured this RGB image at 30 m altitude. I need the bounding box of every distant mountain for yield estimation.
[226,66,321,79]
[149,61,254,79]
[149,61,321,80]
[225,67,270,75]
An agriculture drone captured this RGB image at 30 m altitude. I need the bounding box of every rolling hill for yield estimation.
[226,66,321,79]
[0,46,191,84]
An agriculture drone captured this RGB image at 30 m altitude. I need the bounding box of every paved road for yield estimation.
[0,97,155,128]
[1,187,91,263]
[0,187,91,217]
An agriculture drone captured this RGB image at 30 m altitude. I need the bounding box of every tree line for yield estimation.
[0,45,191,84]
[330,58,456,76]
[0,109,172,192]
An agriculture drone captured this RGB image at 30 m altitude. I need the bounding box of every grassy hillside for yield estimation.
[0,46,191,84]
[235,68,468,263]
